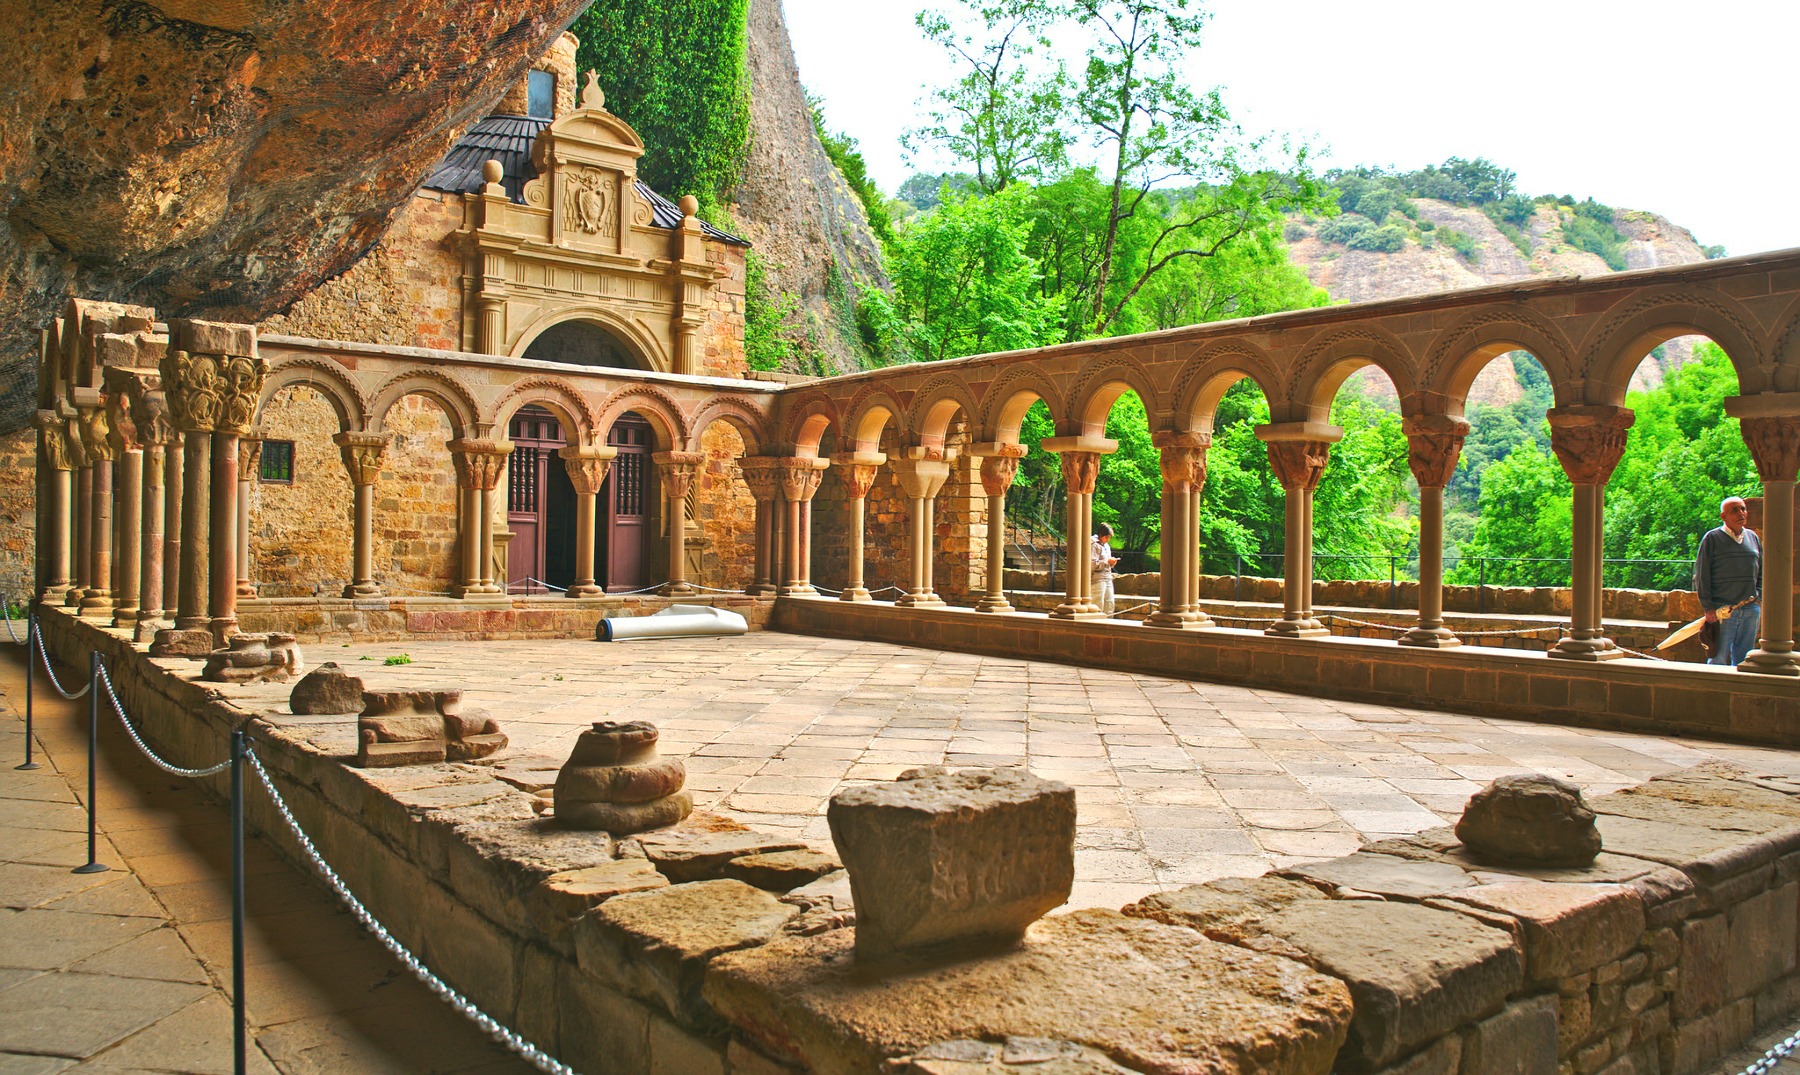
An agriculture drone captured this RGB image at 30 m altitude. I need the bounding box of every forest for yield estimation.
[572,0,1758,591]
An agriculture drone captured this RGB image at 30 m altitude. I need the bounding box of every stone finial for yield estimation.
[678,194,700,218]
[581,70,605,111]
[289,662,365,714]
[202,633,303,684]
[827,766,1075,964]
[1455,773,1602,867]
[553,721,692,833]
[357,689,507,767]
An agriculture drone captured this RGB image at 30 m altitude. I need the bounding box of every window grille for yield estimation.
[260,440,294,484]
[509,445,540,513]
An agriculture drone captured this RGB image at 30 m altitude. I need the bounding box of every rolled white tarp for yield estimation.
[597,604,749,641]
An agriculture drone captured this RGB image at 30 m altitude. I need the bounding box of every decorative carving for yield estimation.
[357,689,507,768]
[564,166,617,238]
[580,70,606,112]
[161,346,265,436]
[450,439,512,491]
[558,446,612,495]
[838,462,880,500]
[133,391,174,448]
[77,406,115,463]
[1740,415,1800,485]
[1402,415,1472,490]
[201,633,303,684]
[551,721,693,834]
[35,410,72,471]
[1265,440,1332,493]
[238,434,263,476]
[1547,405,1635,486]
[655,451,703,500]
[738,456,782,502]
[334,432,390,486]
[980,455,1021,497]
[1058,450,1102,496]
[106,393,140,454]
[1153,430,1211,489]
[778,458,825,503]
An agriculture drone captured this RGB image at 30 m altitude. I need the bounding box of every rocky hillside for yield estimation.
[1286,199,1713,401]
[730,0,886,375]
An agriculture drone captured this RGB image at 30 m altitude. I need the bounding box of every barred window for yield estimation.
[260,440,294,484]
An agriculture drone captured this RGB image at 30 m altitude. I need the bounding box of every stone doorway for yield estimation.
[602,413,653,592]
[506,405,577,593]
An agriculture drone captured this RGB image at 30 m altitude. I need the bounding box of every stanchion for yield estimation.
[17,608,40,770]
[73,651,109,875]
[230,728,248,1075]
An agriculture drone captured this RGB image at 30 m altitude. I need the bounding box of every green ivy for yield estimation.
[743,251,797,373]
[572,1,752,209]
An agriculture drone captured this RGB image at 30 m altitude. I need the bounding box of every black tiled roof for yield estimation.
[423,115,748,245]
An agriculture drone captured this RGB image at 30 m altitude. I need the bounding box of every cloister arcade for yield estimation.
[29,249,1800,689]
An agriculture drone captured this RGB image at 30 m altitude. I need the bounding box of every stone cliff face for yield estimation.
[0,0,588,434]
[730,0,886,376]
[1287,200,1712,401]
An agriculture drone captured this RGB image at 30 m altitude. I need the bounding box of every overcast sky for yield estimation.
[784,0,1799,257]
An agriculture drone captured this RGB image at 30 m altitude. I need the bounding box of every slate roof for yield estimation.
[423,114,748,245]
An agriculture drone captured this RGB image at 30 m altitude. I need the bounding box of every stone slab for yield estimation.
[1444,881,1645,982]
[724,849,844,892]
[703,909,1352,1075]
[1279,853,1475,901]
[637,830,808,883]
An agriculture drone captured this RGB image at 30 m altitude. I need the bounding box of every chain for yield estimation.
[1740,1025,1800,1075]
[243,748,578,1075]
[1,598,24,644]
[96,662,233,778]
[31,620,90,699]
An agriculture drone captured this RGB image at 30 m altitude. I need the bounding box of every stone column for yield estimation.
[969,443,1027,613]
[1042,437,1115,620]
[738,457,782,596]
[174,426,211,631]
[777,457,828,595]
[1146,431,1213,629]
[34,410,74,602]
[1546,405,1634,661]
[1257,424,1340,638]
[654,452,703,596]
[235,432,262,599]
[451,440,510,598]
[830,454,884,602]
[335,432,391,598]
[69,422,91,608]
[1727,396,1800,675]
[107,394,143,627]
[136,433,169,640]
[890,451,953,608]
[77,402,116,617]
[558,446,615,598]
[163,433,183,623]
[1400,415,1471,648]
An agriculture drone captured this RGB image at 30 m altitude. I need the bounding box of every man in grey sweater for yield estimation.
[1694,496,1763,666]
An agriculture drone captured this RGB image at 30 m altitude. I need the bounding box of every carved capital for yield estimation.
[837,462,881,500]
[890,456,952,501]
[1547,405,1634,486]
[1058,451,1102,496]
[77,405,116,463]
[777,458,826,503]
[334,432,390,486]
[558,446,612,495]
[980,455,1022,497]
[1265,440,1332,493]
[1153,432,1212,491]
[159,348,267,436]
[1402,414,1472,490]
[738,456,782,502]
[106,393,141,454]
[1740,415,1800,485]
[239,432,264,476]
[653,451,704,500]
[35,410,73,471]
[450,438,512,491]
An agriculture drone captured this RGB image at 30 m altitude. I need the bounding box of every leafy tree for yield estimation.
[896,172,978,212]
[1446,441,1573,587]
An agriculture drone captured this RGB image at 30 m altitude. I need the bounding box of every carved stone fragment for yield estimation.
[148,628,214,659]
[356,688,507,767]
[553,721,692,834]
[201,633,302,683]
[1456,773,1603,868]
[288,661,365,715]
[827,766,1075,963]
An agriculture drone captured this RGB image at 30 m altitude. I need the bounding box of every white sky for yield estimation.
[784,0,1800,257]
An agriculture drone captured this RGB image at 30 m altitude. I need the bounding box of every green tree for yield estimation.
[1447,440,1573,587]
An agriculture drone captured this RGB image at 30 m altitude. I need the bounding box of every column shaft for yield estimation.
[352,483,377,594]
[780,497,802,594]
[137,445,165,638]
[164,440,183,621]
[45,467,72,600]
[83,460,114,614]
[208,433,239,642]
[235,473,254,598]
[1741,479,1797,673]
[71,466,91,606]
[844,496,870,601]
[977,491,1010,612]
[1401,485,1458,646]
[112,450,143,625]
[177,434,210,629]
[573,490,598,595]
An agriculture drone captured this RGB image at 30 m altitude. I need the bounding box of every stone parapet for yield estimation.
[228,593,775,643]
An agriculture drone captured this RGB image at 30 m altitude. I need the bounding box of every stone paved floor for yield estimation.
[284,631,1800,912]
[0,646,535,1074]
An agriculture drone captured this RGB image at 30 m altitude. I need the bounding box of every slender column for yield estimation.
[1546,405,1633,661]
[163,433,183,622]
[335,432,392,597]
[110,401,144,628]
[1043,437,1114,620]
[71,440,91,607]
[777,458,827,595]
[653,452,703,596]
[34,410,74,601]
[136,439,167,640]
[78,404,116,616]
[830,454,883,602]
[1146,431,1213,629]
[1729,400,1800,675]
[558,446,615,598]
[1258,423,1340,638]
[891,452,952,607]
[175,429,211,630]
[451,439,510,597]
[969,443,1026,613]
[209,433,240,642]
[1399,415,1470,648]
[235,433,262,599]
[739,458,782,596]
[452,448,481,596]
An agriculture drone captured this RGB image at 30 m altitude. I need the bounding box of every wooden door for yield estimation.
[506,406,565,593]
[604,413,651,591]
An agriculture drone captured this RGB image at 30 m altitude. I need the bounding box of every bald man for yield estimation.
[1694,496,1763,666]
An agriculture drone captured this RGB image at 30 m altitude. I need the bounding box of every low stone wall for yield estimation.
[1003,569,1707,622]
[775,598,1796,748]
[35,607,1800,1075]
[236,593,775,643]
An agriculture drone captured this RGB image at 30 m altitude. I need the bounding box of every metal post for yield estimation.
[1390,553,1397,609]
[18,608,40,770]
[73,651,109,874]
[1235,552,1243,602]
[1478,558,1487,614]
[230,728,247,1075]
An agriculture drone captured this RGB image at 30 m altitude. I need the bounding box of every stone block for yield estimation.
[638,830,808,884]
[1281,853,1475,902]
[898,1038,1139,1074]
[722,849,843,892]
[288,661,364,714]
[702,909,1352,1075]
[148,627,216,658]
[574,878,797,1026]
[1125,875,1327,941]
[554,721,691,834]
[357,688,506,768]
[1455,994,1558,1075]
[1367,1036,1461,1075]
[1456,773,1601,868]
[1726,882,1798,1000]
[1447,882,1645,982]
[174,318,257,356]
[828,767,1075,963]
[1675,914,1728,1020]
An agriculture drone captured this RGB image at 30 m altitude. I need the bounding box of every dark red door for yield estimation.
[507,406,565,593]
[604,413,651,591]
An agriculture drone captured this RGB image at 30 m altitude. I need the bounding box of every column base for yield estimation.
[132,619,170,644]
[64,589,83,607]
[1265,616,1328,638]
[1546,635,1624,661]
[1144,610,1213,629]
[343,581,386,598]
[1398,625,1462,648]
[565,584,604,599]
[40,584,72,604]
[745,583,779,597]
[776,584,817,597]
[235,582,257,599]
[1739,646,1800,676]
[209,619,238,647]
[79,593,113,616]
[839,587,873,603]
[149,627,213,658]
[458,590,512,604]
[662,582,699,597]
[111,606,140,629]
[1048,602,1104,620]
[974,595,1013,613]
[895,592,945,608]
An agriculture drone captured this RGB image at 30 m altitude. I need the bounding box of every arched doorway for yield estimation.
[521,320,644,370]
[506,406,656,592]
[602,413,653,591]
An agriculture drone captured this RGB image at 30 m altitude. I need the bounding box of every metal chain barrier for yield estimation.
[243,747,579,1075]
[1740,1026,1800,1075]
[1,598,25,644]
[96,662,232,778]
[32,620,90,699]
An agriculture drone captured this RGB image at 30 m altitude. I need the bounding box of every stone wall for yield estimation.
[693,422,755,591]
[699,245,750,380]
[0,426,34,601]
[251,385,356,597]
[36,605,1800,1075]
[233,593,774,642]
[378,397,463,596]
